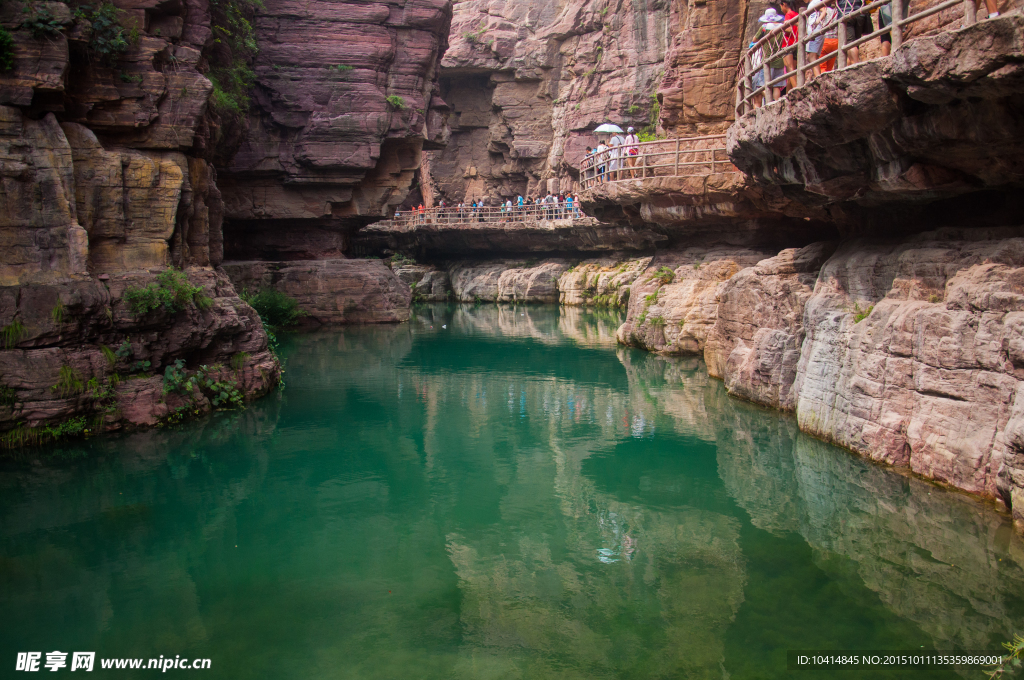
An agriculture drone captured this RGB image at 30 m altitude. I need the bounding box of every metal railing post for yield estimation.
[837,14,848,69]
[892,0,904,47]
[744,53,753,114]
[963,0,976,26]
[797,13,806,87]
[674,138,681,175]
[763,61,773,103]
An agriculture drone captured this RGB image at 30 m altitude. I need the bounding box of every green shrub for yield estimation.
[207,0,261,117]
[163,360,244,409]
[114,339,133,361]
[40,416,88,441]
[328,64,353,73]
[1,319,25,349]
[853,303,874,323]
[51,299,65,325]
[74,3,136,64]
[100,345,117,368]
[652,266,675,284]
[389,253,416,266]
[462,24,487,43]
[52,365,85,398]
[0,384,18,407]
[241,288,304,328]
[638,93,663,142]
[22,4,64,39]
[230,351,250,372]
[123,269,212,316]
[208,62,256,116]
[0,27,15,72]
[386,94,406,110]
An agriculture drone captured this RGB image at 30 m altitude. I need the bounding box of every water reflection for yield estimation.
[0,304,1021,679]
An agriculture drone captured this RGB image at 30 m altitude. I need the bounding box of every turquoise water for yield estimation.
[2,304,1023,679]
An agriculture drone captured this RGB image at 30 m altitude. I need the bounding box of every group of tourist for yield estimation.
[747,0,1001,107]
[581,127,642,184]
[393,194,583,224]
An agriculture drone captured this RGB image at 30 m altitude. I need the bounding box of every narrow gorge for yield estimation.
[3,0,1024,537]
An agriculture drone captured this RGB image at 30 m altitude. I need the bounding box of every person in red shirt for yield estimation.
[780,0,801,91]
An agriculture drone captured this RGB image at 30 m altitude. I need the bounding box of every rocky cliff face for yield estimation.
[426,0,675,204]
[728,14,1024,234]
[0,0,457,444]
[0,0,286,439]
[217,0,453,260]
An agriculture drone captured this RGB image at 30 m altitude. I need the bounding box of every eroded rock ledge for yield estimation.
[728,14,1024,233]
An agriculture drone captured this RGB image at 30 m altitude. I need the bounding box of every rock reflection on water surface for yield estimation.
[0,304,1022,679]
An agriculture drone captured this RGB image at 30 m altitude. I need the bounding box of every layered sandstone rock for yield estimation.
[449,260,572,303]
[428,0,673,204]
[557,256,651,307]
[0,269,279,432]
[616,246,771,353]
[219,0,454,243]
[0,0,281,441]
[222,259,412,324]
[728,15,1024,232]
[392,263,452,302]
[352,214,666,256]
[704,241,836,410]
[791,229,1024,507]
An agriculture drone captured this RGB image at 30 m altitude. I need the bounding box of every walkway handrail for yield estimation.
[577,135,736,191]
[379,203,587,231]
[735,0,978,115]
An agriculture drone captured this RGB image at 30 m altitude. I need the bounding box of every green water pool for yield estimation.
[2,304,1023,679]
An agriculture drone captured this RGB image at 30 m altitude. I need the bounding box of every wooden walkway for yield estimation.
[578,135,738,191]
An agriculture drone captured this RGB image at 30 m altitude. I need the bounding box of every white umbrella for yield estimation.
[594,123,623,133]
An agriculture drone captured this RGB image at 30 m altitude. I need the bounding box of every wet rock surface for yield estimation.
[222,259,413,324]
[0,270,279,433]
[705,241,836,410]
[616,246,773,354]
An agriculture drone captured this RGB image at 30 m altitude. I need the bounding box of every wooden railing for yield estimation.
[578,135,736,190]
[736,0,980,115]
[377,203,587,230]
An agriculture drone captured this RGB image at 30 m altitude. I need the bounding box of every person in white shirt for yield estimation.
[623,127,640,178]
[595,141,609,183]
[608,131,624,180]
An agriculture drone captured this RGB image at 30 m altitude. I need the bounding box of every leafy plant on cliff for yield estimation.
[853,303,874,323]
[123,269,212,317]
[0,383,19,408]
[462,23,487,44]
[22,3,65,39]
[206,0,261,116]
[1,319,25,349]
[0,27,15,71]
[240,288,304,329]
[51,299,65,325]
[52,365,85,398]
[386,94,406,110]
[163,360,244,409]
[984,634,1024,677]
[638,93,663,142]
[86,3,135,63]
[652,266,675,284]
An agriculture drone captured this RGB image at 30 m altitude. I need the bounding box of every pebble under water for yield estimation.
[2,304,1023,679]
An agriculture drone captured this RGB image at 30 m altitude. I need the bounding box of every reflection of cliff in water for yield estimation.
[0,306,1022,679]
